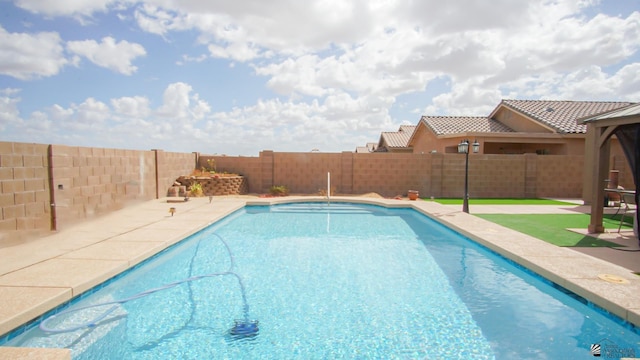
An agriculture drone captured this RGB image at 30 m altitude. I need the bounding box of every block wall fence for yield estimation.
[203,150,633,199]
[0,142,195,243]
[1,141,634,242]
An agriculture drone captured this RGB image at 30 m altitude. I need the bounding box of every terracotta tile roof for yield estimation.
[380,125,416,148]
[355,142,379,153]
[420,116,515,135]
[500,100,634,134]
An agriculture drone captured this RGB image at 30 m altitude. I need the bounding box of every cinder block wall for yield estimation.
[204,151,617,199]
[352,153,429,196]
[0,142,51,240]
[157,150,197,197]
[198,154,262,194]
[1,142,196,243]
[535,155,585,198]
[50,145,157,228]
[3,140,633,242]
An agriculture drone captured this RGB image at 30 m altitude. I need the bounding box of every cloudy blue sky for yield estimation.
[1,0,639,155]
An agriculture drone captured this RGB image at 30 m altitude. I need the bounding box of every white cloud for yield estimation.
[67,37,146,75]
[203,92,396,154]
[2,0,639,155]
[554,63,640,101]
[176,53,208,65]
[111,96,151,118]
[48,104,74,120]
[0,26,68,80]
[0,89,23,129]
[207,42,261,62]
[14,0,116,18]
[156,82,211,120]
[72,98,111,128]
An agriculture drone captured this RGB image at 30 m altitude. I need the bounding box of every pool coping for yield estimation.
[1,195,639,358]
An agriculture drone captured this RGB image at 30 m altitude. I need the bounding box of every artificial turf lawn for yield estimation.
[475,213,631,247]
[433,198,575,205]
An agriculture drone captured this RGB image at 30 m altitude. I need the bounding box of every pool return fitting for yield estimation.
[39,233,259,339]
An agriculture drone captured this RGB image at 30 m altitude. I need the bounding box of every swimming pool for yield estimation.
[3,202,639,358]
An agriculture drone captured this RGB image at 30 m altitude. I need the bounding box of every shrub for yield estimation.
[269,185,289,196]
[189,182,204,197]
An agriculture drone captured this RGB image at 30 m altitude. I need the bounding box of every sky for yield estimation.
[0,0,639,156]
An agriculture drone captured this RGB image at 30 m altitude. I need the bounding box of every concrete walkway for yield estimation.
[0,196,639,359]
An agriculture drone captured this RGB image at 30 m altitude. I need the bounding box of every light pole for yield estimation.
[458,139,480,213]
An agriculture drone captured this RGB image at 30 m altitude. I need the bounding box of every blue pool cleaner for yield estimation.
[230,319,259,338]
[39,233,259,339]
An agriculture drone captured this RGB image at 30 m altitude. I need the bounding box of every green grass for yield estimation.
[476,213,630,247]
[433,198,576,205]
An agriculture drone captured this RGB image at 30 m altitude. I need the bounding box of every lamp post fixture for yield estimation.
[458,139,480,213]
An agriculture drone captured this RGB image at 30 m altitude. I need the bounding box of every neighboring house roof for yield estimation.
[497,100,634,134]
[378,125,416,150]
[419,116,515,135]
[355,142,379,153]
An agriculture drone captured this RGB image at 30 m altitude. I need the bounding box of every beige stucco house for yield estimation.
[392,100,634,156]
[370,100,633,155]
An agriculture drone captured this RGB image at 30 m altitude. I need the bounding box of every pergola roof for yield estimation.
[579,103,640,124]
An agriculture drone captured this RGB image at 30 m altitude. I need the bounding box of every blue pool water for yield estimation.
[3,202,640,359]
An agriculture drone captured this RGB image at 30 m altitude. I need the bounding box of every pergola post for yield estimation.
[587,126,617,234]
[587,127,613,233]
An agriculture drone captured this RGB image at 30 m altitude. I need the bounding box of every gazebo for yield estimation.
[579,103,640,242]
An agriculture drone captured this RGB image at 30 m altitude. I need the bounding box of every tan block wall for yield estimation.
[50,145,158,228]
[437,154,528,199]
[0,142,50,240]
[3,140,634,242]
[1,142,197,243]
[274,152,344,194]
[535,155,585,198]
[203,151,632,199]
[352,153,428,196]
[157,151,197,196]
[198,155,262,193]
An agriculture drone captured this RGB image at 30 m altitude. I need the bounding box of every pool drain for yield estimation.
[597,274,629,284]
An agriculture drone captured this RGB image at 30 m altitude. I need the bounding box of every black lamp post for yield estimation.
[458,139,480,213]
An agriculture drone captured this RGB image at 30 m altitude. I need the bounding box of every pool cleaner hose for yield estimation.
[39,233,259,338]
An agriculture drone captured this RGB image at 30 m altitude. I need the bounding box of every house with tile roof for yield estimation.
[371,125,416,153]
[396,99,635,155]
[355,142,379,153]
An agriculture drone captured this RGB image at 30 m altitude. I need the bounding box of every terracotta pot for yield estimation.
[167,186,179,197]
[408,190,419,200]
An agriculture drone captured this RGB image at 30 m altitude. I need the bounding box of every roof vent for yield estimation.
[546,106,554,112]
